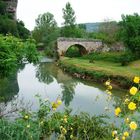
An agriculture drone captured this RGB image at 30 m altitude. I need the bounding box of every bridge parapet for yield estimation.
[57,37,103,56]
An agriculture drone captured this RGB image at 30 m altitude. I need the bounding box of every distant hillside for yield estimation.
[85,23,101,32]
[78,22,101,32]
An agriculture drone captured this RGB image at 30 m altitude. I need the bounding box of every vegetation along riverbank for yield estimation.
[59,55,140,88]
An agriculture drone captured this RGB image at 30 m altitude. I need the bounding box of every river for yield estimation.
[0,59,126,121]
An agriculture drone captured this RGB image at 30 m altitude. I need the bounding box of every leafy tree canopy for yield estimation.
[62,2,76,26]
[32,12,59,57]
[119,13,140,56]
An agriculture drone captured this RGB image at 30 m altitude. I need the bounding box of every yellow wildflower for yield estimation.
[125,118,130,124]
[129,121,137,130]
[26,124,30,128]
[133,76,140,84]
[122,136,126,140]
[112,130,117,137]
[128,102,136,110]
[60,126,63,129]
[108,85,112,90]
[57,99,62,105]
[52,102,58,110]
[123,131,129,137]
[52,107,56,111]
[70,134,73,139]
[114,137,119,140]
[40,121,44,125]
[105,81,110,86]
[63,118,68,123]
[107,91,112,95]
[24,115,29,119]
[124,98,129,104]
[129,87,138,95]
[115,107,121,116]
[62,128,67,134]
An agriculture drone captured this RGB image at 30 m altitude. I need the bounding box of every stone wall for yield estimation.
[57,37,103,56]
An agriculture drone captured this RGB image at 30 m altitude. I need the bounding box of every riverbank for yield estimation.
[59,57,140,88]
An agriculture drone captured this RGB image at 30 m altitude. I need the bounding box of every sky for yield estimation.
[17,0,140,30]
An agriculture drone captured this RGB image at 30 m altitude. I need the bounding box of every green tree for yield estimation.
[16,20,30,39]
[62,2,76,26]
[61,2,77,37]
[61,2,86,38]
[32,12,59,57]
[119,13,140,56]
[0,34,39,77]
[0,0,7,15]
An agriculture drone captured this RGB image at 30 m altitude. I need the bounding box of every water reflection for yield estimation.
[36,63,54,84]
[0,61,126,118]
[61,82,76,106]
[0,74,19,103]
[36,62,77,106]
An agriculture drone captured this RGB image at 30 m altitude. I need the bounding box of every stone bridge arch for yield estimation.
[57,37,103,56]
[65,43,88,56]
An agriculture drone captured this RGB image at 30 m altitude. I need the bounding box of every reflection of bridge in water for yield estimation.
[57,37,103,56]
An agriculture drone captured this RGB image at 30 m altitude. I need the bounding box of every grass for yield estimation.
[81,52,125,63]
[59,57,140,87]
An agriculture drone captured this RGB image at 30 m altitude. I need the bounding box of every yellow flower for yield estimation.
[62,128,67,134]
[105,81,110,86]
[24,115,29,119]
[57,99,62,105]
[60,126,63,129]
[125,118,130,124]
[123,131,129,137]
[115,107,121,116]
[26,124,30,128]
[114,137,119,140]
[112,130,117,137]
[40,121,44,125]
[70,134,73,139]
[133,76,140,84]
[107,91,112,95]
[124,98,129,104]
[129,87,138,95]
[128,102,136,110]
[63,118,67,123]
[52,102,58,110]
[122,136,126,140]
[108,85,112,90]
[129,121,137,130]
[52,107,56,111]
[70,127,73,130]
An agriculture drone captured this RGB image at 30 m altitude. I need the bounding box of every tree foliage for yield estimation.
[0,0,30,39]
[62,2,76,26]
[88,20,119,45]
[119,13,140,56]
[0,35,39,77]
[61,2,86,38]
[32,12,59,57]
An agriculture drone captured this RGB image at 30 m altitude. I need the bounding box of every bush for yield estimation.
[0,35,39,77]
[0,96,112,140]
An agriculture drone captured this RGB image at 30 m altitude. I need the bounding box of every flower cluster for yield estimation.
[110,76,140,140]
[51,98,62,111]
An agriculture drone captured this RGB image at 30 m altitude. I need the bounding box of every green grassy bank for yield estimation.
[59,57,140,88]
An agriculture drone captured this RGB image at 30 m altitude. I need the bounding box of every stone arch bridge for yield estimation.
[57,37,103,56]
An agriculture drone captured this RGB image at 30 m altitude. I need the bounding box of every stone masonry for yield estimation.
[57,37,103,56]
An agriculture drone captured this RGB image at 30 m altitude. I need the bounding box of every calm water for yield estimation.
[0,60,126,121]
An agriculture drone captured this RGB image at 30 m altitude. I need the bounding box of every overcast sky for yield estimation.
[17,0,140,30]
